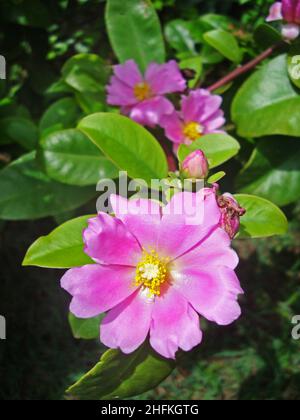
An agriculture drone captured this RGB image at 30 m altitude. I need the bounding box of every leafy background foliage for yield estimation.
[0,0,300,400]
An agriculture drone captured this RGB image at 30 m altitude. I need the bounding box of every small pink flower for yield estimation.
[61,190,243,359]
[160,89,225,148]
[106,60,186,127]
[181,150,209,180]
[267,1,300,40]
[217,193,246,239]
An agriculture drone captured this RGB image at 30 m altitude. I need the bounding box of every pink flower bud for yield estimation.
[181,150,209,180]
[217,193,246,239]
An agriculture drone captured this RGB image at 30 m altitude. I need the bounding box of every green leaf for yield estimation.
[0,117,38,150]
[69,313,104,340]
[38,129,118,187]
[208,171,226,184]
[0,153,95,221]
[179,56,202,88]
[75,92,107,114]
[62,54,110,94]
[236,137,300,207]
[234,194,288,239]
[178,134,240,169]
[232,55,300,138]
[39,98,82,136]
[254,23,282,49]
[66,342,175,400]
[165,19,196,55]
[23,214,94,268]
[287,42,300,89]
[78,113,168,184]
[105,0,165,72]
[203,29,242,63]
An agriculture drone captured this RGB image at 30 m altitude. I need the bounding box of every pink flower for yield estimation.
[217,193,246,240]
[61,190,243,359]
[181,150,209,180]
[106,60,186,127]
[160,89,225,148]
[267,1,300,40]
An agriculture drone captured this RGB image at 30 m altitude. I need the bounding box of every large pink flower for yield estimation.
[106,60,186,127]
[267,1,300,40]
[160,89,225,149]
[61,190,243,359]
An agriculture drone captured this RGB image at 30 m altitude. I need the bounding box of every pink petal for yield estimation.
[145,60,186,95]
[160,112,184,144]
[110,194,162,250]
[202,109,226,132]
[113,60,143,87]
[83,213,141,266]
[296,1,300,24]
[129,97,174,127]
[282,0,295,22]
[157,189,221,260]
[266,2,283,21]
[172,266,243,326]
[100,289,153,353]
[106,76,137,107]
[197,93,223,123]
[150,288,202,359]
[281,23,300,39]
[61,264,136,318]
[181,90,206,122]
[174,228,239,270]
[181,89,223,124]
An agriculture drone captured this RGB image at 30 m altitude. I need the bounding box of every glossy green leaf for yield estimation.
[66,342,175,400]
[105,0,165,72]
[203,29,242,63]
[69,313,104,340]
[62,54,110,94]
[0,117,38,150]
[232,55,300,138]
[287,42,300,89]
[254,23,282,49]
[23,214,94,268]
[236,137,300,207]
[234,194,288,239]
[75,92,107,114]
[78,113,168,184]
[39,129,118,186]
[178,134,240,169]
[165,19,196,55]
[0,153,95,221]
[39,98,81,136]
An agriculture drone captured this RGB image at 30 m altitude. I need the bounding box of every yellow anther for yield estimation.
[133,82,152,101]
[183,121,204,141]
[135,249,169,296]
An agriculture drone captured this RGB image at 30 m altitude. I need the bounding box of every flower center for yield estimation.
[183,122,204,141]
[133,82,152,101]
[135,249,169,296]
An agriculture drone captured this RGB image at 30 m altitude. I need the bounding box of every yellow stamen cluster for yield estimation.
[135,249,169,296]
[133,82,152,101]
[183,121,204,141]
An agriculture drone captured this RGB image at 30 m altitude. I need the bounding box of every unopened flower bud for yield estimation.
[218,193,246,239]
[181,150,209,180]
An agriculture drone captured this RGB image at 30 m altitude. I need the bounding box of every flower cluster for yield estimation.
[61,189,244,359]
[68,58,247,360]
[267,0,300,40]
[107,60,225,149]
